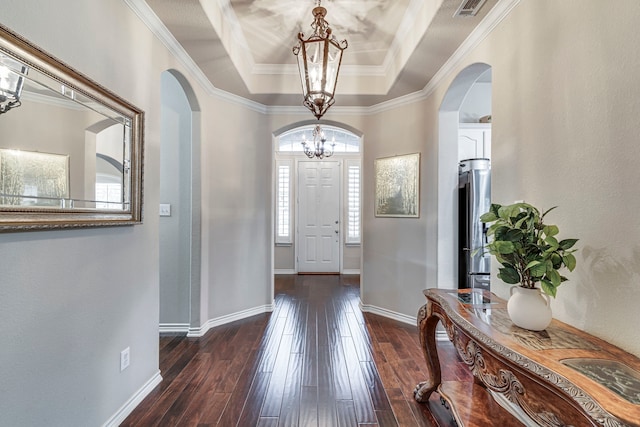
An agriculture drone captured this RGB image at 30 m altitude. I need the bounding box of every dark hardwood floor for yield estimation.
[122,275,472,426]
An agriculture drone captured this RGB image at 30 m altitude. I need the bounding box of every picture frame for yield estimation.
[375,152,420,218]
[0,149,70,207]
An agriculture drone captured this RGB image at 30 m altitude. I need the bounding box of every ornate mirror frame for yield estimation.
[0,24,144,232]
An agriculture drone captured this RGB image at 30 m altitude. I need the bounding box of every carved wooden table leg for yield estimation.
[414,302,442,402]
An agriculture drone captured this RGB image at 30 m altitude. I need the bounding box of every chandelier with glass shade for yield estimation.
[293,0,347,159]
[302,124,335,159]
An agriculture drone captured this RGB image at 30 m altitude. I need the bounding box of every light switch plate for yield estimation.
[120,347,130,371]
[159,203,171,217]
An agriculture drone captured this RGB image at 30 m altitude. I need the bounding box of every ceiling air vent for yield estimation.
[454,0,488,17]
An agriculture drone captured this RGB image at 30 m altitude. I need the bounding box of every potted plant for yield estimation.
[480,202,578,330]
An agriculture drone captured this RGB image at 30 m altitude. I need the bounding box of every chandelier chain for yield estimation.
[293,0,347,122]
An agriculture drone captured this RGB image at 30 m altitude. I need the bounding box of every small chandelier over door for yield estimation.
[293,0,348,120]
[302,124,335,159]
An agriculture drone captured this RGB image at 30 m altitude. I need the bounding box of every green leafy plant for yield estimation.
[479,202,578,297]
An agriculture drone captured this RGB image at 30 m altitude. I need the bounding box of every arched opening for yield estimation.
[159,70,203,335]
[85,119,127,208]
[272,119,363,279]
[437,63,492,290]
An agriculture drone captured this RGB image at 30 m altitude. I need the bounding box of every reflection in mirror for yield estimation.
[0,51,27,114]
[0,24,143,231]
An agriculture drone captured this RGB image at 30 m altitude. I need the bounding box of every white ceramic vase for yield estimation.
[507,286,552,331]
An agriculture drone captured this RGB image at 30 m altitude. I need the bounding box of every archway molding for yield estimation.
[437,62,492,290]
[159,69,204,336]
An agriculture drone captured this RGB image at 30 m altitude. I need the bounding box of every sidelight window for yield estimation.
[276,159,292,244]
[346,160,360,244]
[275,125,361,247]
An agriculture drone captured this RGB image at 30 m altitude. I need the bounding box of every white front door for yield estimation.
[297,161,340,273]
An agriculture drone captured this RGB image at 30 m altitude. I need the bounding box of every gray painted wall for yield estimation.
[361,102,434,318]
[159,72,192,326]
[2,1,640,426]
[0,99,104,202]
[0,0,272,425]
[360,0,640,358]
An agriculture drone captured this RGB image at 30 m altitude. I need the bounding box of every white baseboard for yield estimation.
[274,269,360,275]
[159,323,189,334]
[187,304,275,337]
[359,303,416,325]
[102,370,162,427]
[359,304,451,343]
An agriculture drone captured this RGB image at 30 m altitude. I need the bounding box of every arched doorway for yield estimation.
[437,63,492,290]
[272,119,363,277]
[159,70,203,335]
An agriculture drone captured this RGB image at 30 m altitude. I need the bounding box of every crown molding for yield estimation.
[123,0,267,114]
[265,105,310,116]
[365,90,431,115]
[125,0,520,116]
[420,0,521,101]
[266,104,376,116]
[253,63,386,78]
[365,0,521,115]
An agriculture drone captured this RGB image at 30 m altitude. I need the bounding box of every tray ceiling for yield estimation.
[142,0,499,107]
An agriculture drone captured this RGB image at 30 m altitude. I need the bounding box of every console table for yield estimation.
[414,288,640,427]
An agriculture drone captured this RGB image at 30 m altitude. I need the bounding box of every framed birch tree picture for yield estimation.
[375,153,420,217]
[0,149,69,207]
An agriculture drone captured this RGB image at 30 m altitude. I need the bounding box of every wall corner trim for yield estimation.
[102,370,162,427]
[187,304,275,338]
[359,303,416,325]
[359,305,453,342]
[159,323,190,334]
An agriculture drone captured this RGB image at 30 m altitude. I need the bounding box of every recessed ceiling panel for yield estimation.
[230,0,410,67]
[143,0,499,107]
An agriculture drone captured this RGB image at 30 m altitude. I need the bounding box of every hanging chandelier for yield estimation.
[302,124,335,159]
[293,0,348,121]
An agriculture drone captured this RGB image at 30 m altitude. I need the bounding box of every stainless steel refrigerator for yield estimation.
[458,158,491,290]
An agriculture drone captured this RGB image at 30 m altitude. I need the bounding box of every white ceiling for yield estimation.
[140,0,499,107]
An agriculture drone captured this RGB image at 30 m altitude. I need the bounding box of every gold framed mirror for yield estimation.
[0,24,143,231]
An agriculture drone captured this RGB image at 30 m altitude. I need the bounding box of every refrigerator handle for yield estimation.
[482,222,489,245]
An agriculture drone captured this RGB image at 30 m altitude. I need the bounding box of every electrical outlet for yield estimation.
[120,347,130,372]
[159,203,171,217]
